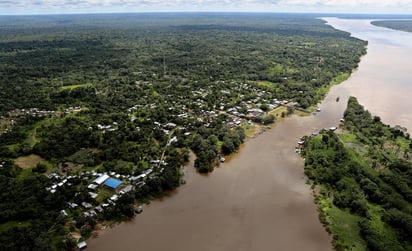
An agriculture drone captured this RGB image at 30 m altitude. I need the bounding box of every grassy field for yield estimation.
[15,154,46,169]
[269,106,287,118]
[269,106,310,120]
[59,84,91,91]
[327,203,366,250]
[242,122,263,138]
[96,187,115,203]
[254,80,277,89]
[338,133,358,143]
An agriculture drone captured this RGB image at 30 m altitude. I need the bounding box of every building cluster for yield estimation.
[46,166,159,228]
[123,80,295,135]
[0,106,83,135]
[44,154,173,227]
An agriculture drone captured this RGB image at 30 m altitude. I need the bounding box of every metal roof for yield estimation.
[104,178,123,189]
[93,174,110,185]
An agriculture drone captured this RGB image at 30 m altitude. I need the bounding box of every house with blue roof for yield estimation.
[104,178,123,190]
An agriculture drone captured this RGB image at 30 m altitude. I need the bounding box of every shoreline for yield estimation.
[86,18,376,251]
[86,48,363,251]
[86,90,345,250]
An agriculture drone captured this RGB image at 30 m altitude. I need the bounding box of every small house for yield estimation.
[120,185,134,194]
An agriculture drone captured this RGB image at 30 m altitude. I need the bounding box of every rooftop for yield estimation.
[104,178,123,189]
[93,174,110,185]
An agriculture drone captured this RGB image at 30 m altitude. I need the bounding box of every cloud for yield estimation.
[278,0,412,8]
[2,0,412,14]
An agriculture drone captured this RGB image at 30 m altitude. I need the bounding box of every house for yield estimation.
[120,185,134,194]
[60,209,68,217]
[136,181,145,188]
[68,202,78,209]
[246,110,263,119]
[104,178,123,190]
[144,169,153,176]
[88,192,98,199]
[109,195,119,204]
[88,184,98,190]
[164,122,177,129]
[92,174,110,185]
[81,202,93,209]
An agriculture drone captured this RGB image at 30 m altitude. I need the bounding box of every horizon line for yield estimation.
[1,11,412,17]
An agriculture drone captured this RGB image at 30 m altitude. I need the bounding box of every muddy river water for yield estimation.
[88,18,412,251]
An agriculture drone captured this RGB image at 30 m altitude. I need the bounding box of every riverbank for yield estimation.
[86,23,369,251]
[302,97,412,250]
[88,17,412,250]
[324,17,412,133]
[87,86,355,250]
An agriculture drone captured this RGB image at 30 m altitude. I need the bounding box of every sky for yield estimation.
[2,0,412,15]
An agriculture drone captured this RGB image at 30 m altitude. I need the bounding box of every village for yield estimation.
[1,79,303,250]
[1,80,299,139]
[45,159,164,249]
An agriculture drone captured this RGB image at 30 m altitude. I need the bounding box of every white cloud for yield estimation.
[2,0,412,14]
[278,0,412,8]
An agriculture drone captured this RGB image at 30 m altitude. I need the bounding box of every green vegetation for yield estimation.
[0,13,366,250]
[59,84,92,91]
[303,97,412,251]
[372,20,412,33]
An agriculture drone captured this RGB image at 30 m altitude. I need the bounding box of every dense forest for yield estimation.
[303,97,412,251]
[0,13,366,250]
[372,20,412,33]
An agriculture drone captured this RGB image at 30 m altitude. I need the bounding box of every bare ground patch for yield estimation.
[15,154,46,169]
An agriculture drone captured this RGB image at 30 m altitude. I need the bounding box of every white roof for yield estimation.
[93,174,110,185]
[88,184,98,190]
[120,185,134,194]
[77,241,87,249]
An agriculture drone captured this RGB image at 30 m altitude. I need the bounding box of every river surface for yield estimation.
[88,18,412,251]
[324,18,412,132]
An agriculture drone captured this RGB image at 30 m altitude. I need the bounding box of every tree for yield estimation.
[262,114,275,124]
[33,163,47,173]
[260,104,269,112]
[221,136,235,155]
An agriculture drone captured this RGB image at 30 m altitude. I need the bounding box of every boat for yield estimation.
[135,205,143,214]
[77,241,87,250]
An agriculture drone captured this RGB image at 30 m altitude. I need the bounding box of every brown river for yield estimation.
[88,18,412,251]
